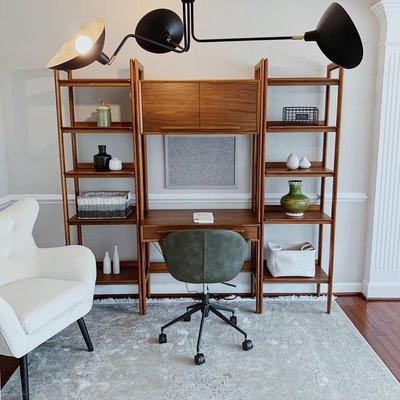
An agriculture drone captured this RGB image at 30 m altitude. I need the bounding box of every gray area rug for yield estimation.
[2,298,400,400]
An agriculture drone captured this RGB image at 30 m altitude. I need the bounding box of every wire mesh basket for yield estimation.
[282,107,319,125]
[77,191,132,219]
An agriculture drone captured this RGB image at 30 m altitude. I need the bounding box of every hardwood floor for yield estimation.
[336,296,400,382]
[1,295,399,391]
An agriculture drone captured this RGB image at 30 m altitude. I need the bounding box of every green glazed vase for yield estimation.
[280,180,310,217]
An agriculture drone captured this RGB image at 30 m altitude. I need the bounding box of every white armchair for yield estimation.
[0,198,96,400]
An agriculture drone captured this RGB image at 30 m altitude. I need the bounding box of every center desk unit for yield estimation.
[53,59,343,315]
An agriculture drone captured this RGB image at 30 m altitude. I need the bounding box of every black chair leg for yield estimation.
[77,318,94,352]
[20,354,29,400]
[209,306,247,338]
[213,303,234,314]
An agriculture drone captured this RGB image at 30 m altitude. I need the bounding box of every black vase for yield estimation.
[94,145,112,171]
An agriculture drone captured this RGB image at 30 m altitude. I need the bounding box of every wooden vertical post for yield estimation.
[254,59,267,314]
[67,71,82,245]
[54,70,71,245]
[316,67,332,296]
[327,65,344,314]
[131,59,148,315]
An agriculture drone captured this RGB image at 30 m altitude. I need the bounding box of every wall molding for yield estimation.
[0,192,368,210]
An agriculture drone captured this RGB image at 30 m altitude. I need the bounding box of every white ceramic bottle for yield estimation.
[113,244,120,275]
[103,252,111,275]
[286,153,300,170]
[299,156,312,169]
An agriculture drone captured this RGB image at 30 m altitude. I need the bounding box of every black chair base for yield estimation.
[158,293,253,365]
[17,317,93,400]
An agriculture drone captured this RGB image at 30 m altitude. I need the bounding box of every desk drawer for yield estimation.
[141,225,259,242]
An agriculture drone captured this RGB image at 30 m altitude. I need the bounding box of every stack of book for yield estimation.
[193,212,215,224]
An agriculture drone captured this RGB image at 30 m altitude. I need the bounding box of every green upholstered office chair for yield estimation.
[158,229,253,365]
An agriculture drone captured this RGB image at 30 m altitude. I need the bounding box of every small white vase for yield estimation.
[109,157,122,171]
[286,153,300,170]
[103,252,111,275]
[299,157,312,169]
[113,244,120,275]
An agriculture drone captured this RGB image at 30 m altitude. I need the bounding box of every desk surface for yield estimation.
[140,209,260,241]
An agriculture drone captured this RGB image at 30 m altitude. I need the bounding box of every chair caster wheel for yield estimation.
[230,315,237,325]
[194,353,206,365]
[242,339,253,351]
[184,315,192,322]
[159,333,167,344]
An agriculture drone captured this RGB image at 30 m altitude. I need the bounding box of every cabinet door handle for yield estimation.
[200,125,241,131]
[160,126,200,132]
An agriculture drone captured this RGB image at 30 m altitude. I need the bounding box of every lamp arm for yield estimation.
[107,32,187,65]
[188,2,302,43]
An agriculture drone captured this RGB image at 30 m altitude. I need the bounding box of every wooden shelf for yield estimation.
[62,122,132,133]
[65,163,135,178]
[264,207,332,224]
[268,77,339,86]
[68,211,136,226]
[150,261,252,273]
[59,79,131,88]
[96,261,138,285]
[263,262,329,284]
[266,121,336,133]
[265,162,334,178]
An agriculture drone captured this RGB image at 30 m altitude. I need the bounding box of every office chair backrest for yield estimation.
[160,230,247,284]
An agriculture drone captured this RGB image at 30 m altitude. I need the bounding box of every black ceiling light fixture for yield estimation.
[47,1,363,71]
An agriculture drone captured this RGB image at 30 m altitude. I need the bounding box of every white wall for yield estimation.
[0,0,379,293]
[0,0,9,197]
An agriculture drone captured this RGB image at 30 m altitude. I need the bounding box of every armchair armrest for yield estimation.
[0,297,28,358]
[37,245,96,290]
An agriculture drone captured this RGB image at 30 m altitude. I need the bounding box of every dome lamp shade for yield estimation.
[46,18,109,71]
[135,9,184,54]
[304,3,363,69]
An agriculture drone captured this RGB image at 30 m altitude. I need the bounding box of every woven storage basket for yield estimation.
[265,242,316,277]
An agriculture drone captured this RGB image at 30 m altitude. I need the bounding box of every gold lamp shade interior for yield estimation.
[46,18,108,70]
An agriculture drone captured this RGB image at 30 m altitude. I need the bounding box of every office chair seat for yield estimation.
[159,229,253,365]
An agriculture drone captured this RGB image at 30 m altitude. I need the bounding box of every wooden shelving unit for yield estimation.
[52,58,343,315]
[263,62,344,313]
[53,63,142,297]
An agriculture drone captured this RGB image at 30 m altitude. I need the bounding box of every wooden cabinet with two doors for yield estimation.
[140,80,260,134]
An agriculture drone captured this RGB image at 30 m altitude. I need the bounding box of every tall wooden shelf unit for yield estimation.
[53,58,343,315]
[136,59,267,315]
[263,62,344,314]
[53,61,144,296]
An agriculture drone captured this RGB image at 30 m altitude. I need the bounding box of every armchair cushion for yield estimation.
[0,278,88,334]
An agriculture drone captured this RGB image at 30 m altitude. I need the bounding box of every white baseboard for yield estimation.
[362,281,400,299]
[94,272,363,296]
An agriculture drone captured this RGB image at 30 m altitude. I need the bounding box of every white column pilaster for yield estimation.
[363,0,400,298]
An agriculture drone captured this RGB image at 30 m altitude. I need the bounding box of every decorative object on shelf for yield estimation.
[103,251,112,275]
[109,157,123,171]
[299,157,312,169]
[280,180,310,217]
[96,101,112,127]
[113,244,120,275]
[94,145,112,171]
[193,212,214,224]
[46,3,363,71]
[265,242,316,277]
[286,153,300,170]
[283,107,319,125]
[77,191,132,219]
